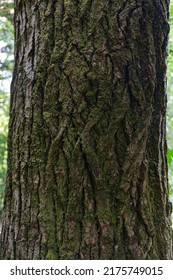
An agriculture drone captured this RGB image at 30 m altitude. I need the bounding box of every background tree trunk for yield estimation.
[0,0,172,259]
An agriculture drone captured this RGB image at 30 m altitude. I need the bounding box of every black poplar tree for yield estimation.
[0,0,172,259]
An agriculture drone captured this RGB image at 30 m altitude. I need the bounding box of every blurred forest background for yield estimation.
[0,0,173,215]
[0,0,13,214]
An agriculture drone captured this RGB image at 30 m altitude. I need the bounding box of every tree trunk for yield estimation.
[0,0,172,260]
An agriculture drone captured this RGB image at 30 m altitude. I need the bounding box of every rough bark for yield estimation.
[0,0,172,259]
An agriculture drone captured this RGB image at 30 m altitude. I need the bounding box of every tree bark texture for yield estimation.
[0,0,172,259]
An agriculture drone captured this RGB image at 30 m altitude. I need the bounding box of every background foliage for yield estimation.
[0,0,13,213]
[167,0,173,199]
[0,0,173,213]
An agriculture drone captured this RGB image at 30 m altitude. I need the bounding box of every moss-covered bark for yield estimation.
[0,0,172,259]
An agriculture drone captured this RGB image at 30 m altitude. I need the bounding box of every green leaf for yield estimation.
[167,148,173,166]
